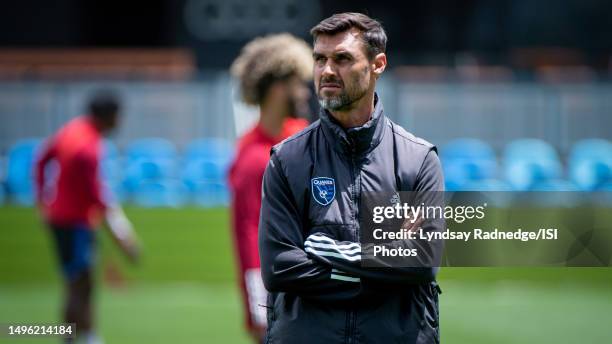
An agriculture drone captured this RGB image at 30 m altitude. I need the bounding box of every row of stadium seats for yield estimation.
[1,137,611,207]
[2,138,234,207]
[441,138,612,192]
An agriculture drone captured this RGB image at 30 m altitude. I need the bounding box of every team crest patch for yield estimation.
[311,177,335,206]
[390,192,401,204]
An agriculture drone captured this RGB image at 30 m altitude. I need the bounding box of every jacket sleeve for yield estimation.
[304,149,444,284]
[259,153,362,301]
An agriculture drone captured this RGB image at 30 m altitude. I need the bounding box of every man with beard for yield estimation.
[228,33,312,342]
[259,13,444,343]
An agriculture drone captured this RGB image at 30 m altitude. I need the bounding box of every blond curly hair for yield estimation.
[231,33,313,105]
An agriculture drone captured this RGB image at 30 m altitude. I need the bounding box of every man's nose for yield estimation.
[321,62,336,77]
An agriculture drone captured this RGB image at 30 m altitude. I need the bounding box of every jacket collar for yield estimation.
[319,93,386,156]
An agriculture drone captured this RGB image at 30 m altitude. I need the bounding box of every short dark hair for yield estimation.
[88,89,120,119]
[310,12,387,60]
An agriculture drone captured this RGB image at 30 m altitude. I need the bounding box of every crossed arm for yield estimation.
[258,150,443,299]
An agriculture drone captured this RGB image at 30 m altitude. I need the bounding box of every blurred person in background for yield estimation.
[228,33,313,342]
[35,90,140,344]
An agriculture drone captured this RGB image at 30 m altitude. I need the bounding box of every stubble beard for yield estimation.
[318,92,353,111]
[317,69,369,112]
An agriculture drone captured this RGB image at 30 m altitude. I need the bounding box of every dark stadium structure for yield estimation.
[1,0,610,70]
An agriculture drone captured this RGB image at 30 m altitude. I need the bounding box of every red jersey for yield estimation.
[35,116,107,228]
[228,117,308,330]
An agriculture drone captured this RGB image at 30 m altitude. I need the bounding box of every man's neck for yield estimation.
[88,115,106,134]
[329,91,375,129]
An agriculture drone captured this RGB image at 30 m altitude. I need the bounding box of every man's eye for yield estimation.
[315,56,326,63]
[336,55,350,62]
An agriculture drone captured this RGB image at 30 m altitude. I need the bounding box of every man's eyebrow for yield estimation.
[313,50,353,58]
[334,51,353,58]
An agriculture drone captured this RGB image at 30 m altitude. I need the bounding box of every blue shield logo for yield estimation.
[311,177,335,206]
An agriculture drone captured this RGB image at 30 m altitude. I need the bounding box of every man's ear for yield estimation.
[372,53,387,77]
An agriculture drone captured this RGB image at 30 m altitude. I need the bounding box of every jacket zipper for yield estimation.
[348,145,356,224]
[353,156,361,233]
[349,144,361,229]
[347,144,359,344]
[346,309,355,344]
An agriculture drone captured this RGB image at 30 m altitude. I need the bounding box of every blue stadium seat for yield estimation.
[101,158,121,185]
[503,139,564,191]
[182,159,229,190]
[184,138,234,162]
[599,181,612,191]
[182,139,233,205]
[0,161,6,205]
[461,179,513,191]
[192,181,230,207]
[182,158,231,207]
[0,155,5,205]
[122,138,179,201]
[6,139,42,206]
[123,159,176,195]
[101,180,126,204]
[100,139,122,185]
[590,182,612,206]
[504,139,559,161]
[530,179,579,191]
[441,138,499,191]
[458,179,515,206]
[524,180,581,207]
[102,139,120,160]
[125,138,176,162]
[568,139,612,190]
[132,180,188,208]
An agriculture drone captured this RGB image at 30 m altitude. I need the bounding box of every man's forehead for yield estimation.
[313,28,365,55]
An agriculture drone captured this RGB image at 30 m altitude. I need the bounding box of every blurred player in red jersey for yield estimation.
[35,90,140,344]
[228,33,313,342]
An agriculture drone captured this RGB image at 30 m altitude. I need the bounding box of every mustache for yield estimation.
[319,77,343,88]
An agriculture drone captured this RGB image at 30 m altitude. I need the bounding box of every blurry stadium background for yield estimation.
[1,1,611,343]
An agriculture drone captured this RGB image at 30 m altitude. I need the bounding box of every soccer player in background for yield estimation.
[228,33,313,342]
[35,90,140,344]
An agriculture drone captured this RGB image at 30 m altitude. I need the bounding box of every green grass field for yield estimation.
[1,206,611,343]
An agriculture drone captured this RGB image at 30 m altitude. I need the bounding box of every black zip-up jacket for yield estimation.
[259,95,444,344]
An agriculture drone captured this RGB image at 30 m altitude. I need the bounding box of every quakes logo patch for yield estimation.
[311,177,335,206]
